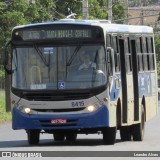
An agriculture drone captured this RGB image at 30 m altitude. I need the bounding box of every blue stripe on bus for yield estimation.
[109,72,156,101]
[12,105,109,130]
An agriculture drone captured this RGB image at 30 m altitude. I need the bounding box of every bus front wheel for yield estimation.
[27,130,40,145]
[103,127,116,145]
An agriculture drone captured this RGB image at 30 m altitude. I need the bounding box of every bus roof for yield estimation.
[13,19,153,34]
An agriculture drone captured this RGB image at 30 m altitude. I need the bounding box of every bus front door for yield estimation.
[119,38,134,124]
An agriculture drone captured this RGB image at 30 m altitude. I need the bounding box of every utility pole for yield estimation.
[29,0,35,4]
[5,72,11,112]
[108,0,112,22]
[140,0,144,25]
[82,0,89,20]
[125,0,129,24]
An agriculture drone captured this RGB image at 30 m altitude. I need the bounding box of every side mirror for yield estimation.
[2,40,12,74]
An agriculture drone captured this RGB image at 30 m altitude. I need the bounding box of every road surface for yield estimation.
[0,102,160,160]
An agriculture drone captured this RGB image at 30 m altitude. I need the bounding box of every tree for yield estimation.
[155,35,160,79]
[0,0,56,111]
[112,1,125,24]
[158,12,160,22]
[155,36,160,61]
[0,0,56,52]
[89,0,108,19]
[25,0,55,23]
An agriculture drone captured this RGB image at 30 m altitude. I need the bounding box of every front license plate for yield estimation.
[51,119,67,124]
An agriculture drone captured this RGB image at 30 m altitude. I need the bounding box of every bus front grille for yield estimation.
[23,92,92,101]
[33,107,85,113]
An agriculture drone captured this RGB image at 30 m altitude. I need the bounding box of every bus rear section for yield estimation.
[106,24,158,142]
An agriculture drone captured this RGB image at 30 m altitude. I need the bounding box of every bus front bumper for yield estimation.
[12,105,109,131]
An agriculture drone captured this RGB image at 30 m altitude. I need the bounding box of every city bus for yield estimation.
[3,19,158,145]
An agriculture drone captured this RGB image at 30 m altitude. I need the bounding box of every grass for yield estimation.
[0,90,12,123]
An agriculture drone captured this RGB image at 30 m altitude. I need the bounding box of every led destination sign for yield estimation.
[12,25,104,42]
[22,29,91,40]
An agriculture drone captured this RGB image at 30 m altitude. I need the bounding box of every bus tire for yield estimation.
[120,126,132,141]
[132,105,145,141]
[53,133,65,141]
[27,130,40,145]
[66,133,77,142]
[103,127,116,145]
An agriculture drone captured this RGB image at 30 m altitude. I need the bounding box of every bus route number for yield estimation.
[72,101,84,107]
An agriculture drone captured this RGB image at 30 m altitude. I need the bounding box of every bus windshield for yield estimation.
[12,45,107,90]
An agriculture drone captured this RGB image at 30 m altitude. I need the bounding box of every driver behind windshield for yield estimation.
[78,53,96,70]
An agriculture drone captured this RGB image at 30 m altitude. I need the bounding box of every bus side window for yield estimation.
[146,37,151,71]
[142,35,155,71]
[151,37,155,70]
[136,36,143,71]
[147,37,155,71]
[125,36,132,73]
[142,36,148,71]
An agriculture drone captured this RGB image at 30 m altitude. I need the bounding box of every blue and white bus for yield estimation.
[3,19,158,145]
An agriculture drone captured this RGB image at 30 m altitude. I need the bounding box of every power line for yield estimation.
[113,13,160,22]
[128,8,160,11]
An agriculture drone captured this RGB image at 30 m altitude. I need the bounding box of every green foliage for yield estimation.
[0,0,55,45]
[0,0,56,64]
[89,0,108,19]
[155,35,160,62]
[0,1,26,48]
[0,2,5,12]
[113,2,125,24]
[158,12,160,22]
[0,69,5,79]
[0,91,11,123]
[157,63,160,79]
[155,35,160,79]
[25,0,55,23]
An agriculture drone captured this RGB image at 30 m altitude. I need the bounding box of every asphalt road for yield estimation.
[0,101,160,160]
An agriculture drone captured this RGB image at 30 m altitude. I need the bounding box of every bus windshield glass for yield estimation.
[12,45,107,90]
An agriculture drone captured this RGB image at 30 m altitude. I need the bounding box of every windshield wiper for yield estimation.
[34,45,49,67]
[66,45,81,66]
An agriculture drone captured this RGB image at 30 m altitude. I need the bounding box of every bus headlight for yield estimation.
[87,105,96,112]
[19,106,32,114]
[24,108,31,114]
